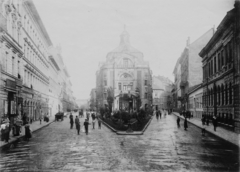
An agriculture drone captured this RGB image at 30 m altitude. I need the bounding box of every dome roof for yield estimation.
[110,30,141,53]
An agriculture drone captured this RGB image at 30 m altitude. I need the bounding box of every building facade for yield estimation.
[172,28,214,111]
[96,30,152,112]
[188,84,203,118]
[0,0,76,126]
[152,76,173,110]
[199,1,240,133]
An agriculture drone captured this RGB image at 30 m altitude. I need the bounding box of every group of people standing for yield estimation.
[176,116,188,130]
[155,109,168,120]
[0,118,32,143]
[69,111,101,135]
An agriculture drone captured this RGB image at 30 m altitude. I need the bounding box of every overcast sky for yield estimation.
[33,0,234,100]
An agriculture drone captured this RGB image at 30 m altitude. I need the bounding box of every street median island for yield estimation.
[99,110,153,135]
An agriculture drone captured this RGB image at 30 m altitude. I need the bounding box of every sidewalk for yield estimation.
[0,115,55,149]
[172,112,240,147]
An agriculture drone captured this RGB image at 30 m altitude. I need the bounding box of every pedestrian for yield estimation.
[202,123,206,136]
[69,113,74,129]
[98,117,101,129]
[177,116,180,128]
[201,116,205,125]
[92,117,96,129]
[25,122,32,141]
[0,121,6,141]
[184,118,188,131]
[75,116,80,135]
[39,115,42,124]
[84,119,90,135]
[156,110,159,120]
[213,115,217,131]
[159,110,162,119]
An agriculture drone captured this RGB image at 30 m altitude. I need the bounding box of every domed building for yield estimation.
[95,29,152,111]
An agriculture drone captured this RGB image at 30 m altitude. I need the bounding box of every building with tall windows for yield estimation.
[95,30,152,111]
[199,1,240,133]
[0,0,76,127]
[172,29,214,111]
[0,0,25,124]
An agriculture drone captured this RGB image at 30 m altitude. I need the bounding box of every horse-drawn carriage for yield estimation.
[55,112,64,121]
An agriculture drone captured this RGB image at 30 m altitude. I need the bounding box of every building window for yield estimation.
[218,53,221,72]
[229,41,233,62]
[104,80,107,86]
[18,61,20,78]
[123,85,127,91]
[144,80,147,86]
[214,56,216,73]
[123,58,128,67]
[118,83,121,90]
[12,57,15,76]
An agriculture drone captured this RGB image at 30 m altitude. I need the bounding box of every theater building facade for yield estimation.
[96,30,152,111]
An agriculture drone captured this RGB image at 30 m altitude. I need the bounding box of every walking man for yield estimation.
[75,116,80,135]
[84,119,90,135]
[69,113,74,129]
[159,110,162,119]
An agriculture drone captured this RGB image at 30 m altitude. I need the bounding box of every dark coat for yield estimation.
[184,119,188,128]
[25,124,31,138]
[84,121,89,128]
[75,118,80,129]
[70,114,74,124]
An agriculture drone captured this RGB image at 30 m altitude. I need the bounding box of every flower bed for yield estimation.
[100,115,151,132]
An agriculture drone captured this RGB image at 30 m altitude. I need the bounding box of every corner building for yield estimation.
[199,1,240,133]
[96,30,152,111]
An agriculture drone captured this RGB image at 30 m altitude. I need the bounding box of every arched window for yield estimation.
[229,83,232,104]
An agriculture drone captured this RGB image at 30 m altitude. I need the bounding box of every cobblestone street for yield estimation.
[0,112,239,172]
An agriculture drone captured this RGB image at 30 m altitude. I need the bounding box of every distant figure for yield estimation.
[156,110,159,120]
[69,113,74,129]
[213,115,217,131]
[98,117,101,129]
[184,118,188,131]
[75,116,80,135]
[201,116,205,125]
[177,116,180,128]
[25,122,31,141]
[159,110,162,119]
[92,115,96,129]
[84,119,90,135]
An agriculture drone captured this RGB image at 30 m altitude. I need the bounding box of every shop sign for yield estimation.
[6,79,16,89]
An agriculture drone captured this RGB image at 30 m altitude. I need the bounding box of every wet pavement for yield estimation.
[0,112,239,172]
